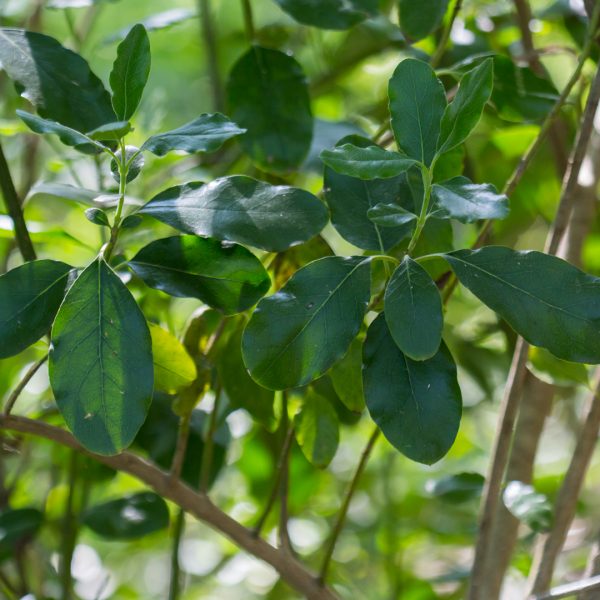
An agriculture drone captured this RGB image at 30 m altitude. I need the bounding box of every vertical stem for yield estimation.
[406,163,434,256]
[200,386,222,492]
[60,452,78,600]
[278,393,293,554]
[430,0,463,68]
[198,0,224,111]
[4,355,48,416]
[168,509,186,600]
[170,413,192,481]
[241,0,255,43]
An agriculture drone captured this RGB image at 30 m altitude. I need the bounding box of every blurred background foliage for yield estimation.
[0,0,599,598]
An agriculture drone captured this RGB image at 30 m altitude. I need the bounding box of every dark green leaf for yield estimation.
[274,0,378,30]
[84,208,110,227]
[384,256,443,360]
[0,508,43,561]
[431,176,509,223]
[86,120,131,141]
[139,176,328,252]
[0,28,116,132]
[49,258,153,455]
[0,260,73,358]
[398,0,449,41]
[141,114,245,156]
[329,336,365,412]
[109,24,151,121]
[294,391,339,468]
[111,145,144,183]
[503,481,553,533]
[227,46,313,173]
[129,235,271,314]
[243,256,372,390]
[437,58,494,155]
[444,247,600,364]
[363,314,462,464]
[320,143,418,179]
[121,214,143,229]
[367,203,417,227]
[83,492,169,540]
[427,472,484,503]
[388,59,447,166]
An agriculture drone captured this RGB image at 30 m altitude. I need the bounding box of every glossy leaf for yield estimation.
[432,176,509,223]
[139,176,328,252]
[427,472,484,504]
[384,256,443,360]
[367,203,417,227]
[389,59,447,166]
[227,46,312,172]
[294,391,339,468]
[398,0,449,41]
[129,235,270,314]
[149,323,197,394]
[274,0,377,30]
[503,481,553,533]
[84,208,110,227]
[320,143,418,179]
[86,120,131,141]
[0,28,116,132]
[242,256,372,390]
[444,247,600,363]
[83,492,169,540]
[141,114,245,156]
[329,336,365,412]
[109,24,151,121]
[363,315,462,464]
[49,258,153,455]
[0,508,43,561]
[437,59,494,155]
[111,145,144,183]
[0,260,73,359]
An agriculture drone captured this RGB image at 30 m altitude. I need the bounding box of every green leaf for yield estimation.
[388,59,447,166]
[437,59,494,155]
[0,260,73,359]
[86,120,131,141]
[17,110,103,154]
[384,256,443,360]
[367,203,417,227]
[431,176,509,223]
[129,235,271,314]
[84,208,110,227]
[294,391,339,468]
[427,472,484,504]
[398,0,449,41]
[443,247,600,364]
[227,46,313,173]
[26,182,98,206]
[329,336,365,412]
[503,481,553,533]
[0,508,43,561]
[139,176,328,252]
[274,0,378,30]
[121,214,143,229]
[320,143,418,179]
[109,24,151,121]
[49,258,153,455]
[242,256,372,390]
[527,346,589,387]
[82,492,169,540]
[111,145,144,183]
[141,114,245,156]
[363,314,462,464]
[149,323,197,394]
[0,28,116,132]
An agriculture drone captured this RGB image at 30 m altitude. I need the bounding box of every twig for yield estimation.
[198,0,224,111]
[241,0,255,43]
[199,385,222,492]
[168,509,186,600]
[278,393,294,555]
[319,427,380,584]
[430,0,463,68]
[170,413,191,481]
[533,574,600,600]
[3,355,48,416]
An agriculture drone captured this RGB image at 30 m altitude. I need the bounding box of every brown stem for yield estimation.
[170,413,191,481]
[533,574,600,600]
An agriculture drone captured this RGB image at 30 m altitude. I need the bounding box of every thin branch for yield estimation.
[170,413,191,481]
[241,0,255,44]
[198,0,224,111]
[278,393,294,555]
[3,355,48,416]
[533,574,600,600]
[319,427,380,584]
[199,385,222,493]
[430,0,463,68]
[0,414,339,600]
[168,509,186,600]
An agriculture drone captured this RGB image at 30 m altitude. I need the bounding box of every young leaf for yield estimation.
[367,203,417,227]
[149,323,197,394]
[274,0,377,30]
[444,247,600,364]
[294,391,339,469]
[431,176,509,222]
[129,235,271,314]
[109,24,151,121]
[320,143,418,179]
[0,260,73,358]
[49,258,153,455]
[111,145,144,183]
[329,336,365,412]
[388,59,447,166]
[398,0,449,41]
[437,58,494,155]
[0,28,116,132]
[363,315,462,465]
[82,492,169,540]
[141,114,245,156]
[242,256,372,390]
[84,208,110,227]
[503,481,553,533]
[86,121,131,141]
[227,46,313,173]
[139,177,328,252]
[384,256,443,360]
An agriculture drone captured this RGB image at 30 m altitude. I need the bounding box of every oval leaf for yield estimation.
[367,203,417,228]
[86,121,131,141]
[49,258,153,455]
[0,260,73,358]
[139,176,328,252]
[227,46,313,173]
[242,256,372,390]
[274,0,377,30]
[384,256,443,360]
[503,481,553,533]
[399,0,449,41]
[427,472,484,504]
[444,247,600,364]
[329,336,365,413]
[363,314,462,464]
[129,235,270,314]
